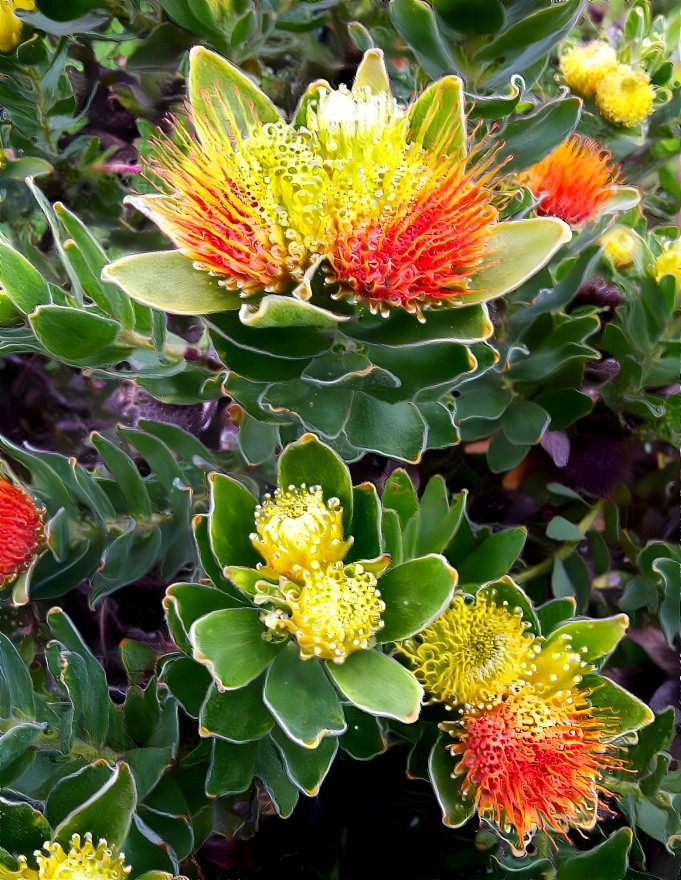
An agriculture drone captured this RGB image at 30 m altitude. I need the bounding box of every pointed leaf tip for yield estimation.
[353,48,391,95]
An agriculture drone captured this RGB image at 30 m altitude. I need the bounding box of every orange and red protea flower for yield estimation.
[522,135,622,226]
[0,475,43,586]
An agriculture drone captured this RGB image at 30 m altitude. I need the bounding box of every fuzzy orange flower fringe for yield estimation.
[0,476,43,585]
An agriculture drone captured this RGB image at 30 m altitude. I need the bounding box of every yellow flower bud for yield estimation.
[0,0,35,54]
[596,64,655,127]
[560,41,618,98]
[599,226,639,269]
[653,240,681,285]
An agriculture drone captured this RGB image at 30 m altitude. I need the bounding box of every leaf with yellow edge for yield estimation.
[353,48,391,94]
[408,76,466,160]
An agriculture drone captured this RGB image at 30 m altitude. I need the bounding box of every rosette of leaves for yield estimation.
[161,434,460,808]
[102,46,571,464]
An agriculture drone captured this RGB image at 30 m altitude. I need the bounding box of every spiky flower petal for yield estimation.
[653,240,681,285]
[400,592,534,708]
[266,562,385,663]
[596,65,655,127]
[599,226,638,269]
[559,41,618,98]
[1,833,130,880]
[0,476,43,586]
[523,136,620,226]
[0,0,35,54]
[251,484,352,584]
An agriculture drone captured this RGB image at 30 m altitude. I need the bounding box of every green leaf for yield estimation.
[501,400,550,446]
[542,615,628,667]
[582,675,654,738]
[188,45,281,145]
[278,433,353,534]
[344,303,492,347]
[339,705,386,760]
[382,469,419,529]
[428,735,475,827]
[29,306,120,361]
[34,0,101,20]
[653,558,680,645]
[53,762,136,850]
[164,583,240,652]
[119,640,157,686]
[190,608,285,689]
[546,516,586,542]
[253,737,299,817]
[555,828,632,880]
[0,633,36,719]
[432,0,504,34]
[239,294,349,329]
[263,644,345,747]
[456,527,526,586]
[160,656,212,718]
[89,433,152,518]
[415,479,466,557]
[381,509,403,566]
[379,555,457,641]
[0,723,45,786]
[327,650,423,723]
[499,97,582,172]
[345,395,426,463]
[208,473,261,569]
[408,75,465,160]
[468,219,572,303]
[0,799,52,868]
[206,737,258,796]
[536,597,576,635]
[102,251,242,315]
[478,577,540,636]
[0,243,50,312]
[200,675,273,743]
[389,0,454,81]
[487,430,531,472]
[347,483,382,563]
[270,727,338,795]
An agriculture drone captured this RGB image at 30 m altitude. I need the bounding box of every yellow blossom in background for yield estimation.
[596,65,655,126]
[0,833,130,880]
[251,485,352,583]
[0,0,35,53]
[560,41,618,97]
[399,592,535,707]
[599,226,639,269]
[653,240,681,285]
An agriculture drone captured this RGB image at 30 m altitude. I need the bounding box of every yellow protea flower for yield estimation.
[264,561,385,663]
[559,41,618,97]
[599,226,639,269]
[251,484,352,583]
[653,239,681,285]
[0,0,34,53]
[399,592,535,708]
[596,65,655,127]
[0,833,130,880]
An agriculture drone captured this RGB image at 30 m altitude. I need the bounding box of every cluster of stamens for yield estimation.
[10,833,130,880]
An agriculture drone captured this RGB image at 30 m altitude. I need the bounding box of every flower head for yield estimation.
[653,239,681,285]
[2,833,130,880]
[0,0,35,53]
[560,41,618,97]
[0,476,43,586]
[251,484,352,583]
[599,226,639,269]
[400,592,534,707]
[447,681,622,850]
[596,65,655,127]
[265,561,386,663]
[523,136,621,226]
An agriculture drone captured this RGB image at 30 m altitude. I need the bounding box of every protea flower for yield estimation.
[653,239,681,285]
[105,48,571,323]
[0,475,43,586]
[596,65,655,127]
[0,0,34,54]
[559,41,618,97]
[1,833,130,880]
[599,226,639,269]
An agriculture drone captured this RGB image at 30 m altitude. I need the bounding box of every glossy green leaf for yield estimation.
[339,705,386,760]
[582,674,654,738]
[102,250,242,315]
[653,558,680,644]
[164,582,238,653]
[408,75,465,159]
[555,827,632,880]
[542,615,628,666]
[536,597,576,635]
[415,479,466,557]
[499,97,582,172]
[428,735,475,827]
[89,433,151,518]
[208,472,261,569]
[0,723,45,786]
[456,527,526,586]
[0,799,52,868]
[478,577,540,636]
[271,727,338,795]
[239,294,349,329]
[0,633,36,719]
[467,219,572,304]
[264,644,345,747]
[432,0,504,34]
[382,469,419,529]
[389,0,454,81]
[200,675,273,742]
[327,650,423,723]
[29,306,120,361]
[379,555,457,641]
[278,433,353,534]
[0,243,50,312]
[206,737,258,796]
[344,303,492,347]
[501,400,550,446]
[160,655,213,718]
[190,608,285,689]
[253,737,299,817]
[347,483,382,563]
[345,395,426,463]
[381,508,403,566]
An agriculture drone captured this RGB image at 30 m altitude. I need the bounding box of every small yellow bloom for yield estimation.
[0,0,35,53]
[596,65,655,127]
[0,833,130,880]
[599,226,639,269]
[251,485,352,583]
[653,240,681,285]
[560,41,617,98]
[400,592,534,708]
[267,561,386,662]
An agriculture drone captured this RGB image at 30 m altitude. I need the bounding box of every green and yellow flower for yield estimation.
[0,0,35,54]
[0,834,129,880]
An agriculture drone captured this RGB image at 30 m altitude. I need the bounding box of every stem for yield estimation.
[515,503,602,585]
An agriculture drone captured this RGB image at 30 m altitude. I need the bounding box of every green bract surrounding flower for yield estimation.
[0,833,130,880]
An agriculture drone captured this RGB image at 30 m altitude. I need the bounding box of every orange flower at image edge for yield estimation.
[0,476,43,585]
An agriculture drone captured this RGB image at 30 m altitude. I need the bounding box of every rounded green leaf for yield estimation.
[378,555,458,642]
[29,306,121,361]
[190,608,284,689]
[0,243,50,313]
[208,472,262,570]
[388,0,454,81]
[264,643,346,748]
[344,395,426,464]
[200,675,273,742]
[456,527,527,586]
[339,705,386,760]
[207,737,258,796]
[278,433,353,534]
[501,400,550,446]
[466,218,572,303]
[103,250,242,315]
[536,596,577,635]
[542,615,628,667]
[582,674,654,739]
[428,735,476,828]
[164,583,239,645]
[326,650,423,723]
[555,827,632,880]
[0,799,52,866]
[253,737,299,818]
[344,302,493,347]
[160,655,212,718]
[239,294,350,329]
[271,726,338,795]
